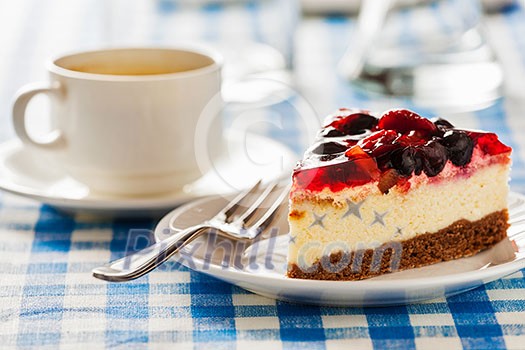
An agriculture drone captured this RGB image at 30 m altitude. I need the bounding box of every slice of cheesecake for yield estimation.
[288,108,512,280]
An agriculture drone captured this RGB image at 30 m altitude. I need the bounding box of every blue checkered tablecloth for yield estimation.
[0,1,524,349]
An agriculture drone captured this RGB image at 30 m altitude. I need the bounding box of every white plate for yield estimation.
[0,131,297,216]
[154,192,525,306]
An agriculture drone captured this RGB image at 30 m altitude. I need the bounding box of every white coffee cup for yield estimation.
[12,47,223,196]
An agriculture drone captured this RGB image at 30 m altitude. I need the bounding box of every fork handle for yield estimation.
[92,224,208,282]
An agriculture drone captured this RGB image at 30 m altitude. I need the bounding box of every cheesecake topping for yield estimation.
[294,108,512,193]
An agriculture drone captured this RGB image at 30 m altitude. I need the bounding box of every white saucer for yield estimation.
[155,192,525,306]
[0,131,298,216]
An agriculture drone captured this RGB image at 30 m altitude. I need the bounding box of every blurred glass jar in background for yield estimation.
[340,0,503,112]
[369,0,482,69]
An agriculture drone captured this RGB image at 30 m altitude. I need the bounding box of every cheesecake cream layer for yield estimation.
[288,161,509,267]
[288,210,509,280]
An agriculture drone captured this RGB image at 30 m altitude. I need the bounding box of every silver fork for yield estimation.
[92,180,290,282]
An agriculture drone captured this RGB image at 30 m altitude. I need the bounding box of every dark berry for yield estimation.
[418,140,448,177]
[311,142,347,155]
[432,118,454,129]
[320,127,345,138]
[440,130,474,166]
[414,154,423,175]
[378,109,437,135]
[329,113,378,135]
[391,146,422,176]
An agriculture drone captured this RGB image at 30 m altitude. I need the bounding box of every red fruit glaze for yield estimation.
[377,109,437,135]
[293,108,512,193]
[293,156,380,192]
[396,131,428,146]
[358,130,397,150]
[357,130,399,158]
[467,131,512,156]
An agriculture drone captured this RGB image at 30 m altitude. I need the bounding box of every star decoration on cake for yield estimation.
[370,210,388,227]
[393,226,404,238]
[289,235,297,245]
[309,213,326,229]
[342,199,365,220]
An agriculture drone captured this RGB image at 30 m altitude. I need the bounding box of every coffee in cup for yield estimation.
[12,47,223,196]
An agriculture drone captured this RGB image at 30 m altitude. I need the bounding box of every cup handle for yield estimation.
[12,81,66,150]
